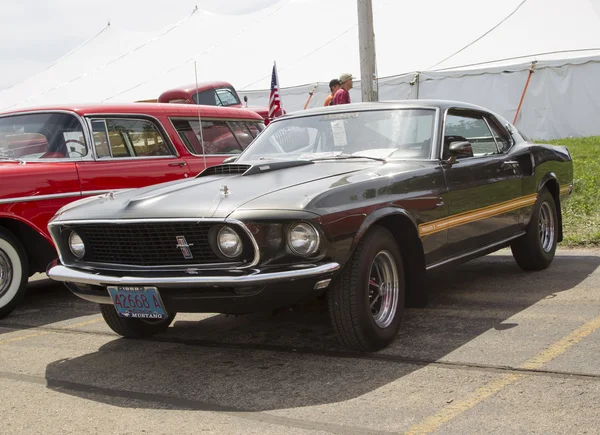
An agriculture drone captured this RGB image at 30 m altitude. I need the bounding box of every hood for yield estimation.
[53,161,379,221]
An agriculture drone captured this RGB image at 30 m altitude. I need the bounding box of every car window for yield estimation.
[238,109,436,162]
[227,121,255,149]
[485,117,511,152]
[90,118,172,158]
[445,112,499,157]
[0,112,86,160]
[246,122,263,138]
[191,90,217,106]
[215,88,240,107]
[171,119,243,155]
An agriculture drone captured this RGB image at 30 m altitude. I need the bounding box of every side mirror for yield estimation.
[223,156,239,164]
[445,141,473,164]
[243,95,248,107]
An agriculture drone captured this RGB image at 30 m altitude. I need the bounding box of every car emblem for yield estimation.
[176,236,194,259]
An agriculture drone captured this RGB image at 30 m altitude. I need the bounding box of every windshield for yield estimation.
[0,113,86,161]
[238,108,436,162]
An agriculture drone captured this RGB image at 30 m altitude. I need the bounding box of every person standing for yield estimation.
[324,79,341,106]
[332,73,354,105]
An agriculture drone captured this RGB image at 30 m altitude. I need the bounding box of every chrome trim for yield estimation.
[426,232,525,270]
[0,191,82,205]
[0,189,130,205]
[47,262,341,287]
[0,109,94,161]
[48,217,262,270]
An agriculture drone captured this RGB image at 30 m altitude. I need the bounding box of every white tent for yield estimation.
[1,0,600,139]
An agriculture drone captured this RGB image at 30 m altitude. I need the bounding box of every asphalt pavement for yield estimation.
[1,248,599,434]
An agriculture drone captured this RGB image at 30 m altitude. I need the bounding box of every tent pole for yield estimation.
[513,61,537,124]
[304,84,318,109]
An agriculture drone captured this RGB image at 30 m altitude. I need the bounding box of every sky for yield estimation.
[0,0,280,90]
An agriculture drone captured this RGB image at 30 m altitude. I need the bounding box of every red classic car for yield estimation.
[0,102,264,317]
[155,80,278,121]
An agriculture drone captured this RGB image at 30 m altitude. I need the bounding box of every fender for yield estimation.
[0,212,54,245]
[352,206,418,249]
[537,171,559,194]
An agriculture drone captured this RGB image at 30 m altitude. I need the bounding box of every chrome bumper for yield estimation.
[47,263,340,287]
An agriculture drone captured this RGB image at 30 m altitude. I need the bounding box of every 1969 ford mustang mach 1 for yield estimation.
[47,100,573,351]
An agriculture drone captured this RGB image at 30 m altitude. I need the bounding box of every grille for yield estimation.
[71,222,253,267]
[199,164,250,176]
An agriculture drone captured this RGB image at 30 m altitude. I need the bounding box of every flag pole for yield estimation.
[274,60,283,116]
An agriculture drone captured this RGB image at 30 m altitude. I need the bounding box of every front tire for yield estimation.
[511,188,558,270]
[0,228,29,319]
[328,226,405,352]
[100,304,176,338]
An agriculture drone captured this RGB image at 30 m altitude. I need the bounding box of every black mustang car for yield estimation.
[47,100,573,351]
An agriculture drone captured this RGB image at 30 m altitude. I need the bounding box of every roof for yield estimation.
[159,81,236,96]
[278,99,490,119]
[0,102,263,120]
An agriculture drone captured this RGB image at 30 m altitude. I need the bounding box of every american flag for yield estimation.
[268,62,282,119]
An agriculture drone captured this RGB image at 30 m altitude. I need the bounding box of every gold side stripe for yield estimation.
[560,186,571,194]
[419,194,538,237]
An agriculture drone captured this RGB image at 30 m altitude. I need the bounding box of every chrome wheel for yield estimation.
[0,250,13,298]
[538,202,555,253]
[368,250,399,328]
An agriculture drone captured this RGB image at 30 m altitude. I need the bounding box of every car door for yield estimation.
[441,109,523,255]
[76,117,191,195]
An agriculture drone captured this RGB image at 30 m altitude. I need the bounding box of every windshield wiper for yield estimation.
[309,154,387,162]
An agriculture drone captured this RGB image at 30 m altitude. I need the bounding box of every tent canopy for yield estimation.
[1,0,599,112]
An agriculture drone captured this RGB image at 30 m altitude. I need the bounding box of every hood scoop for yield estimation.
[198,164,251,177]
[197,160,314,178]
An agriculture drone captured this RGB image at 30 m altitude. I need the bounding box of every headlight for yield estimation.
[68,232,85,258]
[217,226,243,258]
[287,222,320,256]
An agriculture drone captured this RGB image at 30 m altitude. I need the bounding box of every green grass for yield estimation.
[545,136,600,247]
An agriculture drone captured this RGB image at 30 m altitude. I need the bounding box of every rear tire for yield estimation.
[511,188,558,271]
[100,304,176,338]
[328,226,405,352]
[0,228,29,319]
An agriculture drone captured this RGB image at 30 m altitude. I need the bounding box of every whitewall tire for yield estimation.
[0,228,28,319]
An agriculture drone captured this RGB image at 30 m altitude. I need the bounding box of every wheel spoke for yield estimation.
[370,294,381,309]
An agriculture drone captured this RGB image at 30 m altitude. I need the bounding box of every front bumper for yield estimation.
[47,261,340,313]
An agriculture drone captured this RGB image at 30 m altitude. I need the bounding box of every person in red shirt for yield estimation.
[323,79,341,106]
[332,72,354,105]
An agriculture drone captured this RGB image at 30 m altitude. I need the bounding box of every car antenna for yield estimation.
[194,60,207,170]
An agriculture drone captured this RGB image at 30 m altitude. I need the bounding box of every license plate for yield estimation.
[107,286,166,319]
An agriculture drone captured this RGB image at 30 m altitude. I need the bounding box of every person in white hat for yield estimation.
[332,73,354,105]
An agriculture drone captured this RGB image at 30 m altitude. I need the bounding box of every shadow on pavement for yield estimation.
[42,252,600,411]
[0,277,98,333]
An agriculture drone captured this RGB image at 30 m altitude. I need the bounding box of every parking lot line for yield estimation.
[0,317,102,346]
[405,314,600,435]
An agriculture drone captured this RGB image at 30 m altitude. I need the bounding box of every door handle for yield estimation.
[169,161,187,167]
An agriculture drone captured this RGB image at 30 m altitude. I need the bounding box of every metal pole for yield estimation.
[357,0,377,102]
[513,61,537,124]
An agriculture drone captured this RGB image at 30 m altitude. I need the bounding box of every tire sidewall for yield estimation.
[0,231,28,316]
[355,228,405,347]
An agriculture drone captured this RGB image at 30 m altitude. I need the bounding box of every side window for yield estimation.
[445,112,499,157]
[171,119,243,155]
[215,88,240,107]
[90,118,172,158]
[245,122,263,138]
[485,117,511,152]
[228,121,254,149]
